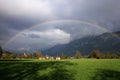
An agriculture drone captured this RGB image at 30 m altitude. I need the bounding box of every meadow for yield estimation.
[0,59,120,80]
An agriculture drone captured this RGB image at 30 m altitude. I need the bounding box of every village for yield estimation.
[0,46,120,60]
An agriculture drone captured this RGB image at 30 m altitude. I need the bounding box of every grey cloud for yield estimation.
[0,0,52,17]
[22,33,41,39]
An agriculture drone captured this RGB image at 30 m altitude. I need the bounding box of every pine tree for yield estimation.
[34,51,43,59]
[60,52,67,59]
[75,50,82,59]
[88,50,102,59]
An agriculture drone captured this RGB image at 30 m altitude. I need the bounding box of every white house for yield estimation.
[56,57,61,60]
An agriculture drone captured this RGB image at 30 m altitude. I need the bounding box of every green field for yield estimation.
[0,59,120,80]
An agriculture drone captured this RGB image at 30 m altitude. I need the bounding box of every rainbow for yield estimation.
[2,19,120,47]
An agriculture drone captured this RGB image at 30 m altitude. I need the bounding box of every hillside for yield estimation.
[43,31,120,56]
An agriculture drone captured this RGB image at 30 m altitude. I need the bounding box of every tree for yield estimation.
[60,52,67,59]
[1,51,16,59]
[26,54,33,59]
[1,53,9,59]
[88,50,102,59]
[0,46,3,58]
[75,50,82,59]
[103,52,119,59]
[9,53,16,59]
[34,51,43,59]
[16,54,23,59]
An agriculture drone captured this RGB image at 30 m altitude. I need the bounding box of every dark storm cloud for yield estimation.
[0,0,120,50]
[64,0,120,31]
[0,15,38,45]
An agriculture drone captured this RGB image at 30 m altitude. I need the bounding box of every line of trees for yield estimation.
[0,46,120,59]
[88,50,120,59]
[0,51,44,59]
[59,50,120,59]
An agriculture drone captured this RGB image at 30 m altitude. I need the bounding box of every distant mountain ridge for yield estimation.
[43,31,120,56]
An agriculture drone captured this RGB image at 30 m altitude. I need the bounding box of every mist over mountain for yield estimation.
[43,31,120,56]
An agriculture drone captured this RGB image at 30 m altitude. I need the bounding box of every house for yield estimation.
[56,57,61,60]
[39,57,45,60]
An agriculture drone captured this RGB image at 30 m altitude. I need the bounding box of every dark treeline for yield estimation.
[0,46,120,59]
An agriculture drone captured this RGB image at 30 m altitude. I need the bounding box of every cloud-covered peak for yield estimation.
[4,28,71,51]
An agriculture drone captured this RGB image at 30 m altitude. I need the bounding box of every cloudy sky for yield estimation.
[0,0,120,52]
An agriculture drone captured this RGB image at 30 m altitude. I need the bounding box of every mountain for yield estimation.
[43,31,120,56]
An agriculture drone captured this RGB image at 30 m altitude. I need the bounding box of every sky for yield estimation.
[0,0,120,52]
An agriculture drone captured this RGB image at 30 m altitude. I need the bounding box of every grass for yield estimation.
[0,59,120,80]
